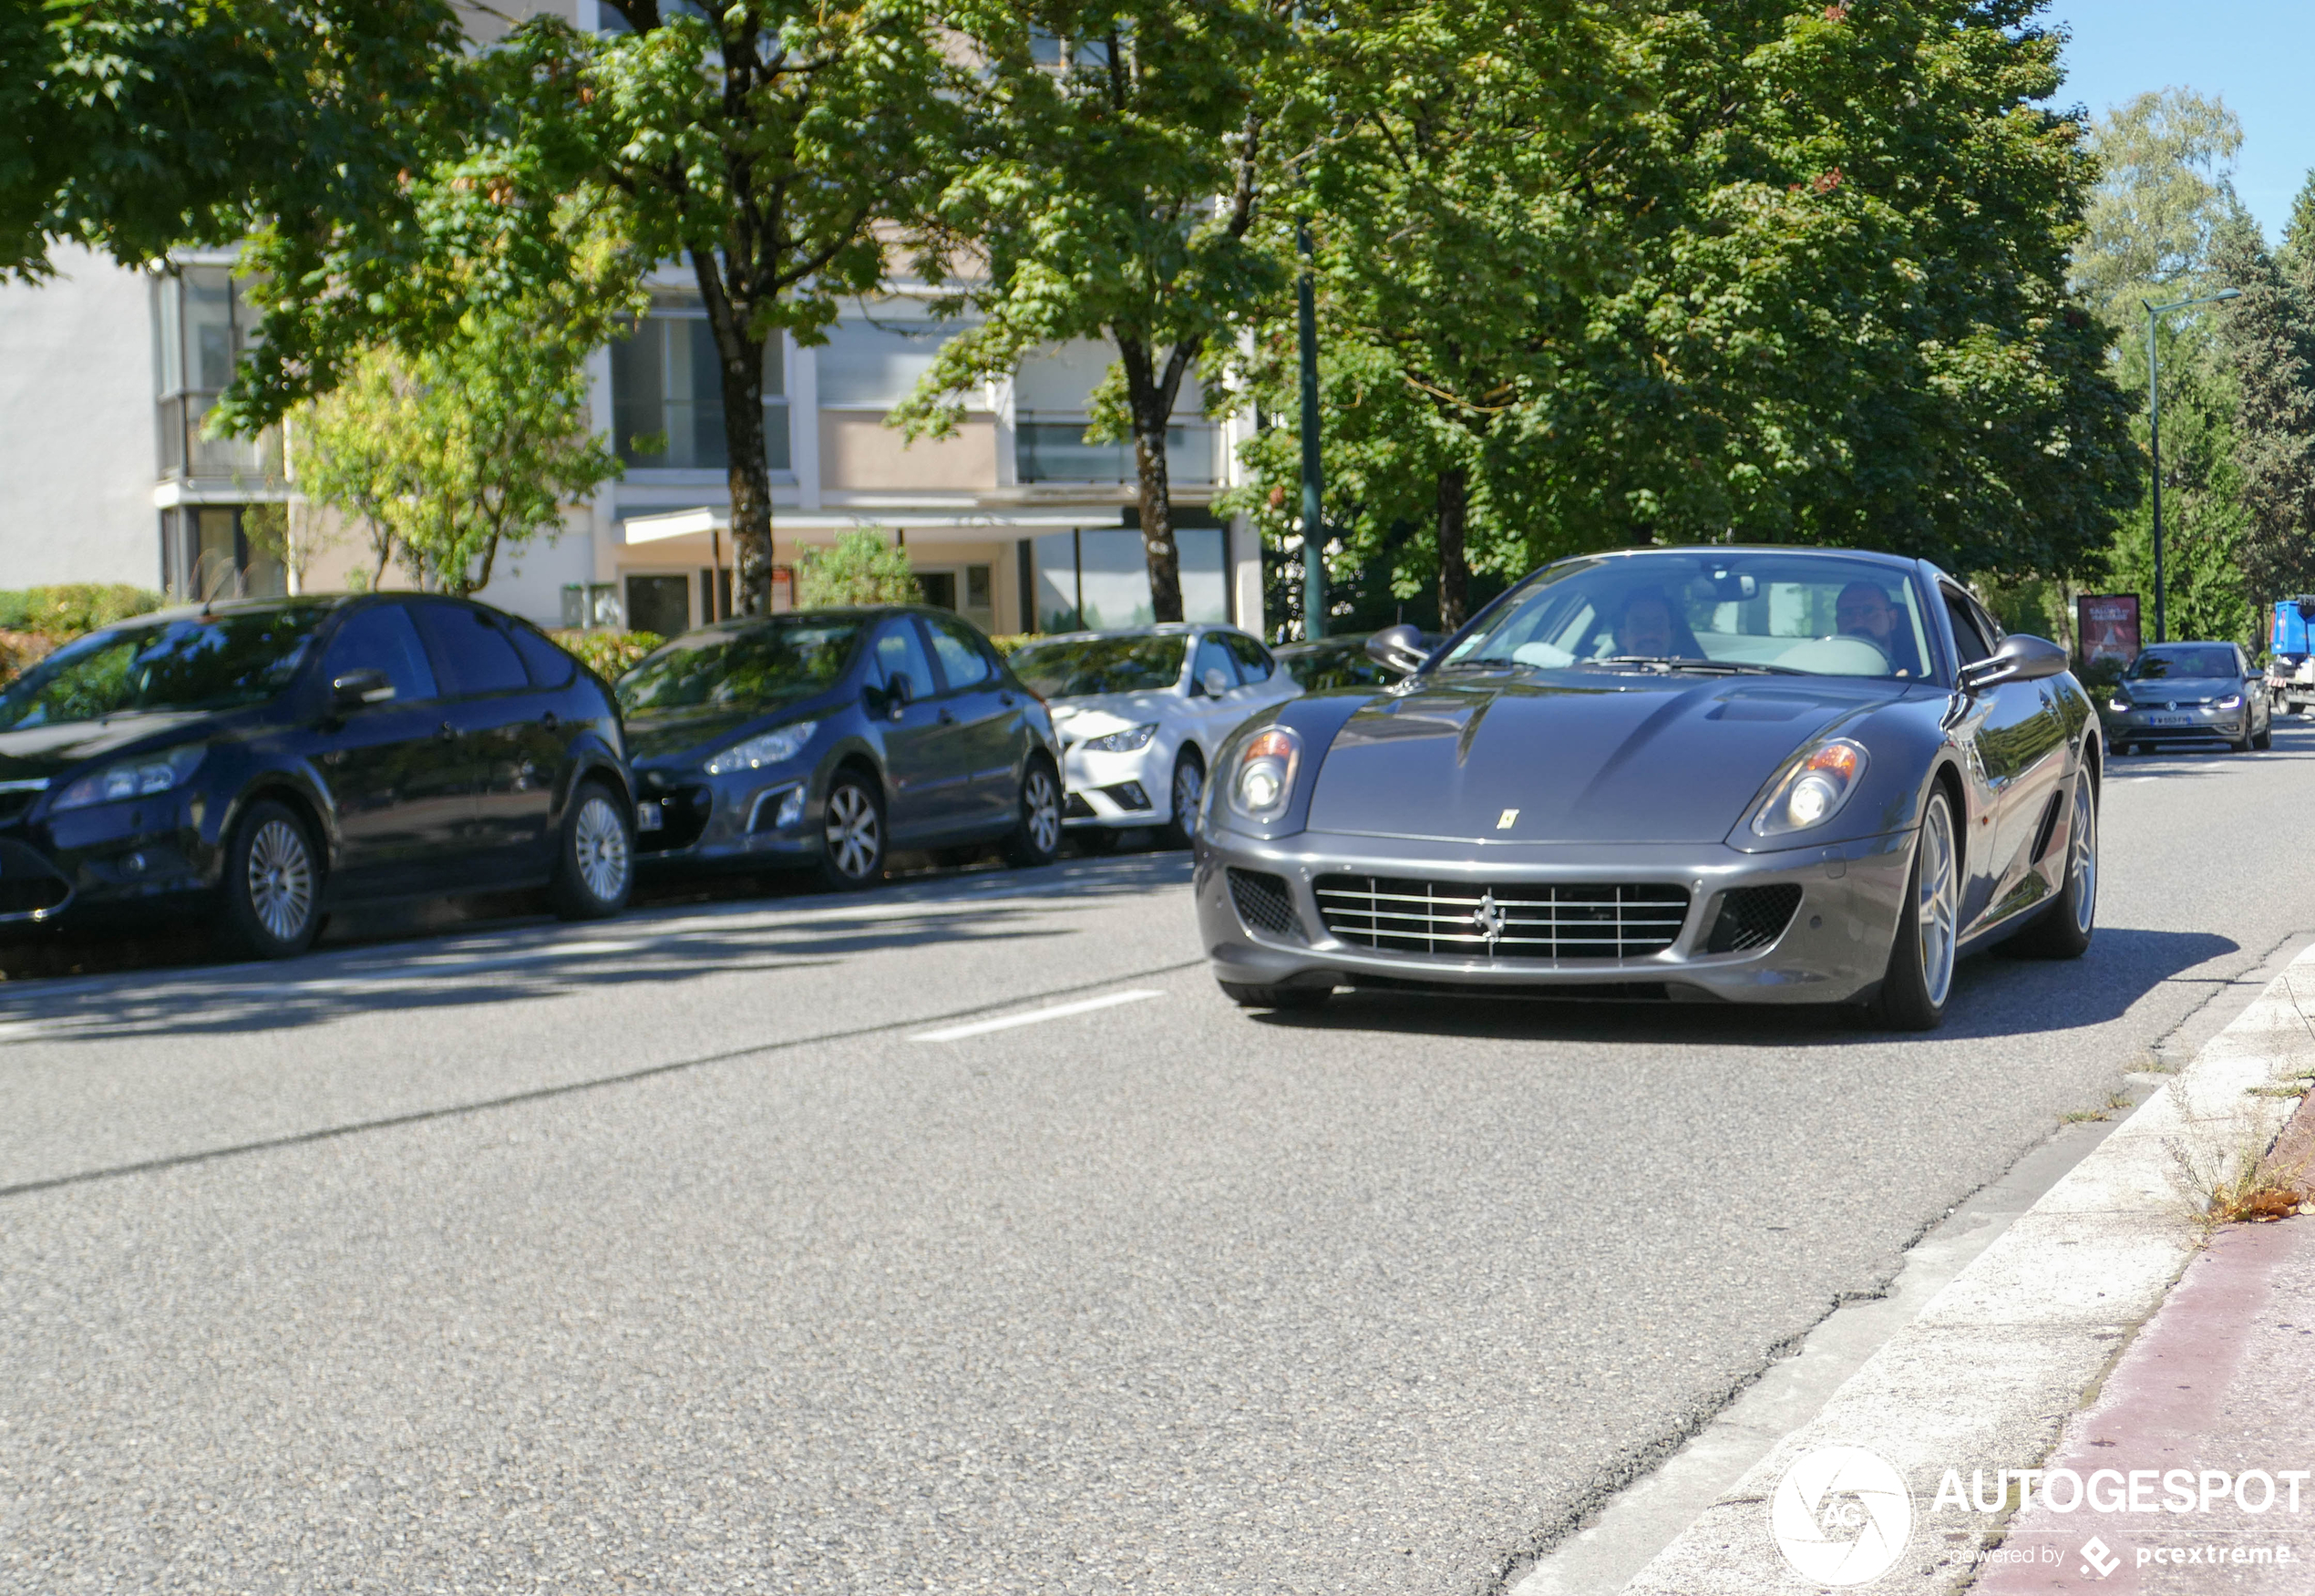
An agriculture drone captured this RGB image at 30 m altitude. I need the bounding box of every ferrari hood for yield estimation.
[1304,674,1904,844]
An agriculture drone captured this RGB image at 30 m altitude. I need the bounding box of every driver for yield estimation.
[1616,592,1676,657]
[1835,581,1912,676]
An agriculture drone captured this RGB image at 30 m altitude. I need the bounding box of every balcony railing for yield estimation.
[616,397,792,472]
[158,394,283,482]
[1014,416,1214,485]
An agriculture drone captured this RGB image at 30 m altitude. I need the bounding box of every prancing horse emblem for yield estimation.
[1472,891,1509,946]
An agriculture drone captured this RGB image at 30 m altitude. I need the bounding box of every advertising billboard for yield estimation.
[2077,594,2141,669]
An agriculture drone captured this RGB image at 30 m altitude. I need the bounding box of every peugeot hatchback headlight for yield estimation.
[1751,739,1868,838]
[705,720,818,775]
[1229,726,1302,820]
[1078,722,1158,754]
[53,745,207,812]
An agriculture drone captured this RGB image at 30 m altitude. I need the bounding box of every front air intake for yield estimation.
[1703,884,1804,953]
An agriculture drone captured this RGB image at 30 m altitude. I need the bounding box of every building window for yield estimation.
[918,564,995,633]
[1014,417,1213,485]
[1032,527,1228,631]
[159,505,288,601]
[623,573,694,638]
[612,313,790,472]
[816,316,955,408]
[153,266,282,481]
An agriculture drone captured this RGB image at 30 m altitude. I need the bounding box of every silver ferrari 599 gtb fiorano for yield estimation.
[1193,546,2099,1031]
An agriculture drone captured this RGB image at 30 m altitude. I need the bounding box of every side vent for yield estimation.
[1704,884,1804,954]
[1226,868,1303,941]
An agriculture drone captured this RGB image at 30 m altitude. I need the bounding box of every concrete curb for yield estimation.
[1620,948,2315,1595]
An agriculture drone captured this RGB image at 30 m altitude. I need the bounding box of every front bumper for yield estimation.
[1192,826,1915,1005]
[2105,704,2248,744]
[633,766,818,870]
[0,788,219,928]
[1061,745,1168,829]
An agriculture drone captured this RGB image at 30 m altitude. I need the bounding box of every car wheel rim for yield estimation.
[827,784,880,879]
[2069,773,2097,936]
[1174,763,1203,836]
[575,795,629,902]
[1026,770,1060,854]
[246,818,314,942]
[1917,798,1958,1007]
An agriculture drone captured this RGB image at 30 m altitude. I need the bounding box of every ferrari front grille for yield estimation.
[1226,868,1302,940]
[1703,884,1803,954]
[1313,875,1690,960]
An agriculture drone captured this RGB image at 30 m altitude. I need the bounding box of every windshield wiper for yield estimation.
[1586,655,1807,676]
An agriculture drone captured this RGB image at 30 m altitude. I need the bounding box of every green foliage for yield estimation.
[2212,199,2315,609]
[899,0,1287,622]
[291,310,622,597]
[2,0,459,281]
[2071,89,2243,324]
[0,584,165,635]
[796,530,921,608]
[550,629,665,682]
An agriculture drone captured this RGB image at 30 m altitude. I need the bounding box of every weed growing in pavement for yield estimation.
[2164,1106,2313,1231]
[2060,1093,2140,1126]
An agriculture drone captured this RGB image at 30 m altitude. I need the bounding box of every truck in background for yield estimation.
[2269,597,2315,714]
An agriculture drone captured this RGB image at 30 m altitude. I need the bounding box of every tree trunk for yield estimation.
[1435,464,1470,632]
[1117,333,1198,623]
[695,255,775,615]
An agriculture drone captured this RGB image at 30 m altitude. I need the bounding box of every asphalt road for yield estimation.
[4,724,2310,1595]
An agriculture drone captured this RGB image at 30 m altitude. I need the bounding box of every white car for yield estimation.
[1006,623,1302,845]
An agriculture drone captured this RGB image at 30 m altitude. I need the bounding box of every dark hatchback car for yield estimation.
[0,595,636,957]
[619,605,1063,889]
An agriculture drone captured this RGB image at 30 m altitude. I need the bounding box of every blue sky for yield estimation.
[2041,0,2314,242]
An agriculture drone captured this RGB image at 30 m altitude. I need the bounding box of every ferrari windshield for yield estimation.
[1440,552,1936,680]
[1007,635,1187,698]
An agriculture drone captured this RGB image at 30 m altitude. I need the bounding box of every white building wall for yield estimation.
[0,248,159,588]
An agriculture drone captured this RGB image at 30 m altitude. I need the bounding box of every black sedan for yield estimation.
[0,594,635,957]
[1195,546,2099,1031]
[618,605,1063,889]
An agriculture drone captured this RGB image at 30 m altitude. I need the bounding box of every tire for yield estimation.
[1162,748,1206,850]
[218,798,324,959]
[815,770,885,891]
[1867,787,1960,1031]
[2255,716,2273,751]
[2008,767,2096,959]
[549,779,633,920]
[1002,758,1063,869]
[1219,980,1332,1011]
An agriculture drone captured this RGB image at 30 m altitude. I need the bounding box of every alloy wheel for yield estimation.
[246,818,315,943]
[2067,772,2098,937]
[827,784,880,880]
[573,793,631,904]
[1918,797,1960,1007]
[1173,761,1204,839]
[1025,767,1061,856]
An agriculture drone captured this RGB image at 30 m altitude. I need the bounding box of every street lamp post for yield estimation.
[2143,288,2241,644]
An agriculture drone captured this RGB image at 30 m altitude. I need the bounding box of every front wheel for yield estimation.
[1162,750,1206,850]
[1002,758,1062,869]
[219,798,324,959]
[2255,719,2274,751]
[1867,788,1960,1031]
[549,780,633,920]
[815,771,886,891]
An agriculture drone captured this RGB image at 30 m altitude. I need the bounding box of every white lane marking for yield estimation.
[911,989,1162,1043]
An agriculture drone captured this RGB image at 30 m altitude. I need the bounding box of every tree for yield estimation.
[293,314,622,596]
[897,1,1290,622]
[2214,193,2315,611]
[2,0,458,280]
[2069,88,2242,324]
[795,529,921,606]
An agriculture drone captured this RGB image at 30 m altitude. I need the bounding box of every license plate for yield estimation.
[2145,713,2191,726]
[636,799,664,833]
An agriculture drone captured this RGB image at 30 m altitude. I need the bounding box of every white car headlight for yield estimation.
[1751,738,1868,838]
[1229,726,1301,820]
[1079,722,1158,754]
[2214,693,2243,710]
[53,745,206,812]
[705,720,818,775]
[2106,695,2130,713]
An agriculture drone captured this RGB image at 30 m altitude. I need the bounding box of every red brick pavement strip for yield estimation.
[1972,1213,2315,1594]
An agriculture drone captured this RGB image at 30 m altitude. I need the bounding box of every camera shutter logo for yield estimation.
[1769,1445,1913,1585]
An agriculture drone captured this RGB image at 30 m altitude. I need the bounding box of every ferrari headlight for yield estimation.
[1229,726,1301,820]
[1079,722,1158,754]
[705,720,817,775]
[53,745,206,812]
[1752,738,1868,838]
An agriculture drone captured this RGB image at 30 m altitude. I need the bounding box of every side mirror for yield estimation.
[332,669,395,711]
[882,672,915,720]
[1365,623,1432,675]
[1201,666,1234,697]
[1958,633,2067,695]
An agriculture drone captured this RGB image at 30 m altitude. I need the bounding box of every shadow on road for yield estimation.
[0,851,1196,1044]
[1245,925,2239,1047]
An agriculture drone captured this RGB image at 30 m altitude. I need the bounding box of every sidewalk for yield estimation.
[1615,946,2315,1595]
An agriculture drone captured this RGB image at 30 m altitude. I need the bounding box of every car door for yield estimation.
[1942,585,2066,928]
[1223,631,1301,716]
[411,601,557,881]
[919,613,1018,831]
[864,616,949,845]
[311,602,471,896]
[1186,632,1246,761]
